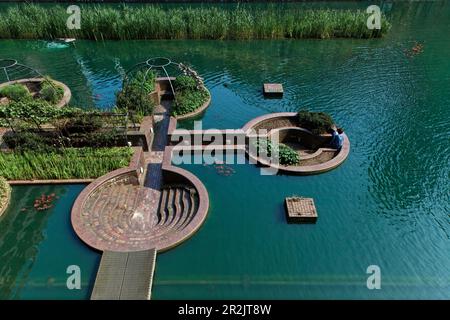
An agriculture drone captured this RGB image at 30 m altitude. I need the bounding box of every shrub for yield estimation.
[116,72,155,116]
[62,115,103,134]
[0,84,31,102]
[171,89,209,117]
[252,139,300,165]
[278,143,300,165]
[130,70,156,94]
[39,79,64,104]
[174,75,197,91]
[297,109,335,135]
[3,131,58,153]
[171,75,209,117]
[68,130,126,148]
[116,85,154,116]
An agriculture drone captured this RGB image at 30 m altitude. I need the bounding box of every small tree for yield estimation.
[297,109,335,135]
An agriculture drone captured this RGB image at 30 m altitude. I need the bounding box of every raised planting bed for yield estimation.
[170,75,211,119]
[244,113,350,175]
[0,176,11,217]
[0,78,71,108]
[0,147,134,181]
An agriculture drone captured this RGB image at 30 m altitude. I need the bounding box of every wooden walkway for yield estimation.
[91,249,157,300]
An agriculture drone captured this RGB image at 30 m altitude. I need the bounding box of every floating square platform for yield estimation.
[285,197,318,223]
[263,83,283,98]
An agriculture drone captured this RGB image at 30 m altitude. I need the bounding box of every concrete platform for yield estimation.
[263,83,283,97]
[285,197,318,223]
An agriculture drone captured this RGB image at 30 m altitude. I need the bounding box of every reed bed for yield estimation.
[0,147,133,180]
[0,4,390,40]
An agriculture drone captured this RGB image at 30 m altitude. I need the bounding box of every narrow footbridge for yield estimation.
[91,249,157,300]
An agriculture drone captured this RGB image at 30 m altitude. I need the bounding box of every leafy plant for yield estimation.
[130,70,156,94]
[172,89,209,117]
[3,131,58,153]
[116,71,156,117]
[278,144,300,165]
[39,79,64,104]
[62,114,103,134]
[297,109,335,135]
[252,139,300,165]
[0,84,31,102]
[174,75,197,91]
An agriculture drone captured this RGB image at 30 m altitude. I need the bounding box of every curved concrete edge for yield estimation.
[157,145,210,251]
[71,147,145,252]
[247,133,350,175]
[0,78,71,107]
[159,163,210,252]
[243,113,350,175]
[173,87,211,121]
[0,179,11,218]
[241,112,298,132]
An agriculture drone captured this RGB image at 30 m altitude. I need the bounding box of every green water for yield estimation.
[0,1,449,299]
[0,185,100,299]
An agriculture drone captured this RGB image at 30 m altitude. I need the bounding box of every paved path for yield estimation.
[91,249,157,300]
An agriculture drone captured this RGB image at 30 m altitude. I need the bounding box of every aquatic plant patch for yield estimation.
[0,147,133,180]
[0,4,390,40]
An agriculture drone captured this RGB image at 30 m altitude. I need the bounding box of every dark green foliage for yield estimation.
[67,130,126,148]
[278,144,301,165]
[297,109,335,135]
[174,75,197,91]
[116,70,156,116]
[1,100,129,149]
[0,84,31,102]
[39,79,64,104]
[3,131,57,153]
[0,100,82,130]
[62,115,103,134]
[0,4,390,40]
[131,70,156,93]
[171,74,209,117]
[172,89,209,117]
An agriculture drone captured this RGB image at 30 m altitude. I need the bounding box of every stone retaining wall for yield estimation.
[0,178,11,218]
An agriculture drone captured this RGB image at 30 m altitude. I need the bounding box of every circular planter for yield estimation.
[0,78,71,107]
[244,114,350,175]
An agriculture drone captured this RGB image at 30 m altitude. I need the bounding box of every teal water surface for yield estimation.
[0,1,449,299]
[0,185,100,299]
